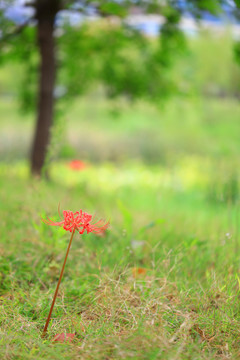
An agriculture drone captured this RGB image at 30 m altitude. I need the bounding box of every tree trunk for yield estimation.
[30,0,59,176]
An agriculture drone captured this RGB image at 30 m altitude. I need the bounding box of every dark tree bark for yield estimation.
[30,0,60,176]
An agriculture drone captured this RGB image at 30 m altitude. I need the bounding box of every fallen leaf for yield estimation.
[53,333,75,343]
[132,267,147,278]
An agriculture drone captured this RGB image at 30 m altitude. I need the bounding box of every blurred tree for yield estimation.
[0,0,238,176]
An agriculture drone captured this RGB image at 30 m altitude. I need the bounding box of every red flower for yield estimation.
[42,209,109,235]
[68,160,86,171]
[41,208,109,338]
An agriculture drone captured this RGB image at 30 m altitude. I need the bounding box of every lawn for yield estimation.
[1,94,240,164]
[0,157,240,359]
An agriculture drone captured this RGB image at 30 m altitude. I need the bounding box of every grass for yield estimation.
[1,94,240,165]
[1,30,240,359]
[1,93,240,359]
[1,159,240,359]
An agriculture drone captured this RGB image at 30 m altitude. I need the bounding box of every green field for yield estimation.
[1,139,240,359]
[1,31,240,359]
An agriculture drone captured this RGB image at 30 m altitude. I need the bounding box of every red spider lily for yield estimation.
[43,210,109,235]
[95,228,107,237]
[41,208,109,339]
[68,160,86,171]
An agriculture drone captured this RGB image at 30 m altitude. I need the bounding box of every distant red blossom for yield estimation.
[42,209,109,235]
[68,160,86,171]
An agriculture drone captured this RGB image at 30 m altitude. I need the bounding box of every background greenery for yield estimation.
[1,29,240,359]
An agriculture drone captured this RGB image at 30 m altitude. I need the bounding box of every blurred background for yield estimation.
[1,1,240,220]
[1,1,240,175]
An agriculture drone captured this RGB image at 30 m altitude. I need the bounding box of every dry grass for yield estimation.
[1,162,240,359]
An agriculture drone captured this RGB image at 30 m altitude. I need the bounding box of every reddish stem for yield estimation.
[42,229,75,337]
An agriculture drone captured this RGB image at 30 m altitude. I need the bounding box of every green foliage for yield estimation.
[185,0,222,16]
[234,0,240,8]
[2,24,240,115]
[195,0,221,14]
[1,0,236,115]
[99,2,127,17]
[234,40,240,65]
[1,20,187,111]
[0,26,38,112]
[57,20,186,103]
[189,30,240,97]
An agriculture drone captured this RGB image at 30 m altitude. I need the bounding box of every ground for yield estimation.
[0,156,240,359]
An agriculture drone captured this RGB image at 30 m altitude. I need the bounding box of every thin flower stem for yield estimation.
[42,229,75,338]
